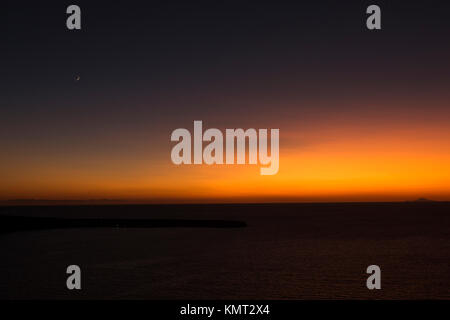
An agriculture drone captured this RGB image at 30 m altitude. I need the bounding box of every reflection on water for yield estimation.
[0,203,449,299]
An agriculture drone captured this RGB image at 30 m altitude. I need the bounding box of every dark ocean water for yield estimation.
[0,203,449,299]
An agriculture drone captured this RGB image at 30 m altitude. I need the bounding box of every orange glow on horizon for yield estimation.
[2,112,450,203]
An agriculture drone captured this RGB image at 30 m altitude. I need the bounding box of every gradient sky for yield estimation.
[2,0,450,202]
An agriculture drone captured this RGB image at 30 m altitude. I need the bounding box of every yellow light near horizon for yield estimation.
[2,117,450,202]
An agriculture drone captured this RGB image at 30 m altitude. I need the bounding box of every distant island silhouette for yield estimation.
[412,198,436,202]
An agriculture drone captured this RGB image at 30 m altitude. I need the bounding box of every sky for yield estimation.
[2,0,450,203]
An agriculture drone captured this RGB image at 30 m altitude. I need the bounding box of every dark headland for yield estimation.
[0,205,247,233]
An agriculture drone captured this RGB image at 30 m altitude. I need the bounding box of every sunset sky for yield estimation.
[2,0,450,203]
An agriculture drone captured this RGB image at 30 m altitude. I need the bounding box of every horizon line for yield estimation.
[0,198,443,206]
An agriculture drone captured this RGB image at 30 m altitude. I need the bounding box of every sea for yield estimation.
[0,203,448,299]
